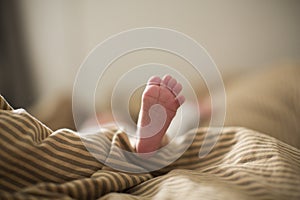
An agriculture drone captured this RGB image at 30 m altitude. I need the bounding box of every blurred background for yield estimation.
[0,0,299,130]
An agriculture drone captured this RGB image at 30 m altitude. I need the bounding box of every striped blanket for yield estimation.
[0,95,299,199]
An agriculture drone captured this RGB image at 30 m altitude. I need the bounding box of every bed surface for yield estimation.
[0,95,299,200]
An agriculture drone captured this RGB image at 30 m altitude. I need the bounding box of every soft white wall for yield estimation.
[20,0,300,107]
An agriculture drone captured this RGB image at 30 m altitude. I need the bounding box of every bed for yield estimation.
[0,97,299,199]
[0,65,299,199]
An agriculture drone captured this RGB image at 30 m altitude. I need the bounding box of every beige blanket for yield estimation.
[0,95,299,199]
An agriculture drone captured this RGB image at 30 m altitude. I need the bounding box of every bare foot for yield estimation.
[136,75,185,154]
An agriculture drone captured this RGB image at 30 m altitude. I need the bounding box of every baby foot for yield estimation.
[136,75,185,154]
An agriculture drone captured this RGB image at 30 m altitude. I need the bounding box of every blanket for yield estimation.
[0,95,299,199]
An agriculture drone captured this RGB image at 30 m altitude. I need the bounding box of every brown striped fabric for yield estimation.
[0,95,300,199]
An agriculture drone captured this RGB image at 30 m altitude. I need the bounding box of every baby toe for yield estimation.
[167,78,177,90]
[172,83,183,95]
[148,76,161,85]
[161,75,172,86]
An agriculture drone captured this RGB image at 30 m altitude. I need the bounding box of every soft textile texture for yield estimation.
[0,95,299,199]
[224,65,300,148]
